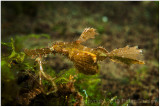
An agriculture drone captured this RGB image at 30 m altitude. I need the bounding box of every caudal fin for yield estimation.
[108,46,145,65]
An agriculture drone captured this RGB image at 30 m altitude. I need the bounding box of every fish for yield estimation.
[24,28,145,75]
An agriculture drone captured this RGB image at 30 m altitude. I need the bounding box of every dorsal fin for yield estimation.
[76,28,98,43]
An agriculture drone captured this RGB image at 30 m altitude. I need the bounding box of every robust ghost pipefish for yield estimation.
[24,28,145,75]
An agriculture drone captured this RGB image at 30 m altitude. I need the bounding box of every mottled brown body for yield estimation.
[50,41,107,75]
[24,28,145,75]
